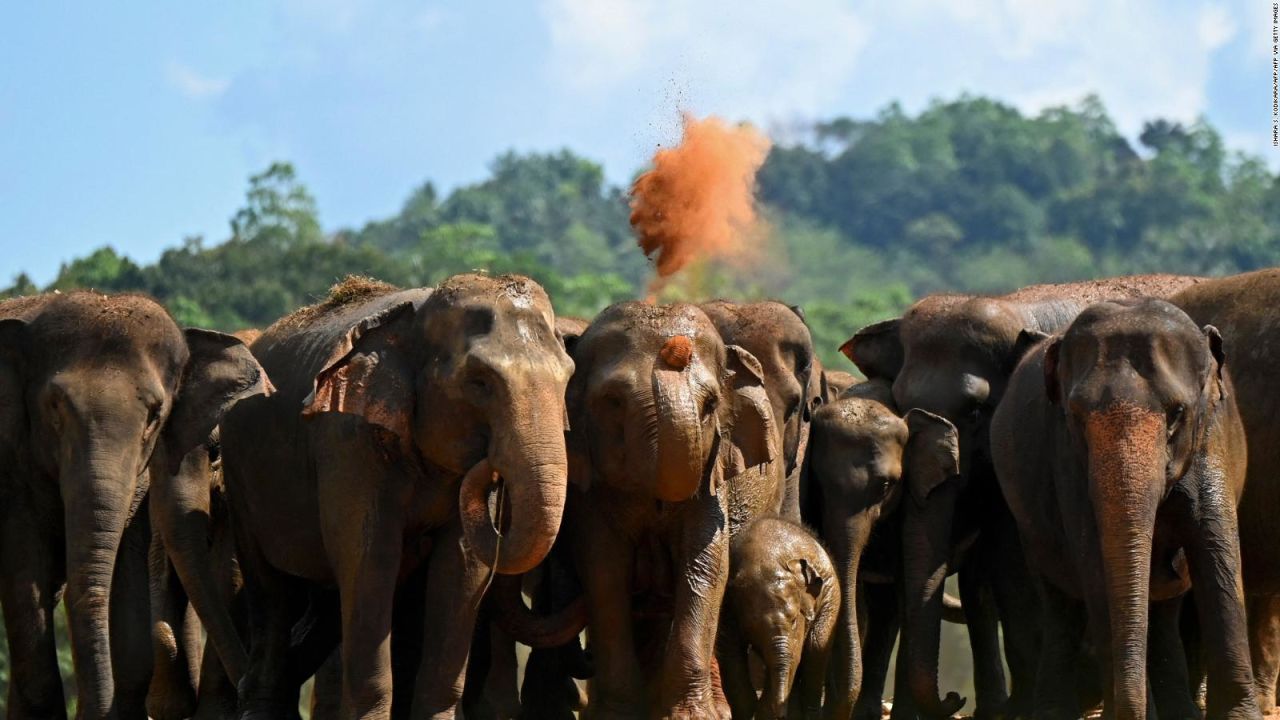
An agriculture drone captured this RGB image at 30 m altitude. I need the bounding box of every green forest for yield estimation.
[6,95,1275,369]
[3,92,1275,707]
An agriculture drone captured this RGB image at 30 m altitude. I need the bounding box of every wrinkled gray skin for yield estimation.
[0,292,266,720]
[148,328,262,720]
[1173,269,1280,715]
[553,301,780,719]
[845,274,1205,720]
[219,274,574,720]
[803,377,967,720]
[702,301,820,524]
[992,299,1256,720]
[720,517,840,720]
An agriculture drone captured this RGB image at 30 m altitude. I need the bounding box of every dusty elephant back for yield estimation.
[252,282,432,406]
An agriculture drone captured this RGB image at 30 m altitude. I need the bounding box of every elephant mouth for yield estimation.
[459,458,510,570]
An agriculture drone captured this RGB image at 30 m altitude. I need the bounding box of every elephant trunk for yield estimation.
[651,368,706,502]
[1086,404,1164,720]
[489,574,587,648]
[62,447,139,719]
[765,635,796,719]
[460,389,570,576]
[149,448,248,685]
[903,483,966,719]
[824,510,873,720]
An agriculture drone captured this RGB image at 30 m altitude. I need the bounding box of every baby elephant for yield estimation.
[720,516,840,719]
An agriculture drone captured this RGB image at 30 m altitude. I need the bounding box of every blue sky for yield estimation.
[0,0,1268,284]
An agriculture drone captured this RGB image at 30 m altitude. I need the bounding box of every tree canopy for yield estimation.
[5,94,1277,369]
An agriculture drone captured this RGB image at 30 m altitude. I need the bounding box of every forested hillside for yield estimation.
[5,95,1275,366]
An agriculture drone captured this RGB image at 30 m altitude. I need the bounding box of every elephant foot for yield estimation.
[236,700,302,720]
[661,695,732,720]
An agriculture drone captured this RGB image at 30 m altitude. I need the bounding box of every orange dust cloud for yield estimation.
[629,113,772,297]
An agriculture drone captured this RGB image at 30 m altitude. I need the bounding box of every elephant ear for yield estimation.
[0,318,29,452]
[840,318,903,380]
[302,302,418,450]
[725,344,777,472]
[563,351,591,492]
[789,557,823,621]
[1010,329,1051,371]
[164,328,273,475]
[1043,337,1063,405]
[903,408,961,507]
[1203,325,1227,402]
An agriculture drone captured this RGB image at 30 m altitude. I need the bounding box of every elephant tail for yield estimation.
[490,574,588,649]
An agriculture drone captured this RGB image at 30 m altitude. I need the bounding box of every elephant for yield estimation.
[0,291,267,720]
[148,327,263,720]
[701,300,820,524]
[842,273,1205,719]
[527,300,780,718]
[991,299,1256,720]
[804,378,967,720]
[719,516,840,720]
[1172,269,1280,713]
[213,273,574,719]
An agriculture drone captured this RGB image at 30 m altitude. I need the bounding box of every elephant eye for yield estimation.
[702,394,719,418]
[1167,404,1185,436]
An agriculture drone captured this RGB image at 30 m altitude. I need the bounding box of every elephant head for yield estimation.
[303,273,574,576]
[1041,298,1229,719]
[0,292,267,718]
[701,300,818,485]
[563,301,775,502]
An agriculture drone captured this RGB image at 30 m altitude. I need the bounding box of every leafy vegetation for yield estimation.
[7,95,1276,369]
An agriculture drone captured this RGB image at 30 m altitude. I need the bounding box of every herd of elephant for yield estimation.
[5,267,1280,720]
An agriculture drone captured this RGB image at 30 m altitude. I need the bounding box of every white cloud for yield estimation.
[542,0,1243,144]
[1198,3,1238,50]
[853,0,1242,137]
[166,62,230,100]
[542,0,868,120]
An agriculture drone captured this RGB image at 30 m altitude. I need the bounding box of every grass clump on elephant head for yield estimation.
[276,275,401,329]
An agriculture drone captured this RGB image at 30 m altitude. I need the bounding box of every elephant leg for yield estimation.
[1248,595,1280,717]
[112,502,156,720]
[194,638,240,720]
[1147,596,1198,720]
[888,630,917,720]
[0,506,67,720]
[1184,493,1259,720]
[716,620,757,720]
[320,473,405,720]
[233,536,308,720]
[310,650,343,720]
[853,581,899,720]
[658,496,731,719]
[519,557,584,720]
[959,565,1007,720]
[572,509,644,718]
[484,623,522,719]
[146,529,200,720]
[393,565,428,720]
[1180,593,1206,711]
[988,520,1040,720]
[461,618,496,720]
[1032,579,1085,720]
[409,518,491,720]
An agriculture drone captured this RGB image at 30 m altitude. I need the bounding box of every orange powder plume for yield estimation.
[630,113,772,298]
